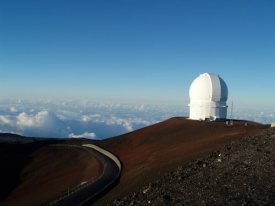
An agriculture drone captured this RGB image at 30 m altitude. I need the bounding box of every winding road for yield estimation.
[49,144,121,206]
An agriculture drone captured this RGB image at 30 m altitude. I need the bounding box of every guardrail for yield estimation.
[46,144,122,206]
[83,144,121,170]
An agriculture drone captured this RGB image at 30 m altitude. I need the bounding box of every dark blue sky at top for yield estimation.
[0,0,275,108]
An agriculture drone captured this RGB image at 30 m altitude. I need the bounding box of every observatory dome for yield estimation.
[189,73,228,120]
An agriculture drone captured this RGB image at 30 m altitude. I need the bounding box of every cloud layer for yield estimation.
[0,100,186,139]
[0,99,274,140]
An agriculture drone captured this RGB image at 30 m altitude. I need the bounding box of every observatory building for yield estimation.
[189,73,228,121]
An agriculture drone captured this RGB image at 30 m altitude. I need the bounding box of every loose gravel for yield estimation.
[111,128,275,206]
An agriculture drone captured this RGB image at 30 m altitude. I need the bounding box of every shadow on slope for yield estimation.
[0,135,61,200]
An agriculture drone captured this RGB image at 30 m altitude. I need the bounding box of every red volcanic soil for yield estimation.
[0,141,102,206]
[94,117,269,205]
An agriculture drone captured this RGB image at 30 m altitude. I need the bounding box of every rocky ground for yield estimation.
[111,127,275,206]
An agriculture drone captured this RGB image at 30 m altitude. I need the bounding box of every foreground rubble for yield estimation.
[112,128,275,205]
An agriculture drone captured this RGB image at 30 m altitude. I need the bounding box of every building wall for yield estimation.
[189,103,227,120]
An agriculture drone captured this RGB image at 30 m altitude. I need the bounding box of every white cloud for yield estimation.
[0,99,188,139]
[16,112,36,127]
[69,132,97,139]
[13,111,70,137]
[0,115,12,125]
[123,120,134,132]
[16,111,60,129]
[105,117,134,132]
[8,99,274,139]
[10,106,17,112]
[81,115,91,122]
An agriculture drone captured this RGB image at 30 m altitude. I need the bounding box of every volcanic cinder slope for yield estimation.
[0,136,102,206]
[94,117,269,205]
[111,127,275,205]
[0,117,269,206]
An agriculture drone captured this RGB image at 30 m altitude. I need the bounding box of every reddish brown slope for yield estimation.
[1,143,102,206]
[95,117,269,205]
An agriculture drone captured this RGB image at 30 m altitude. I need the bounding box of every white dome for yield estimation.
[189,73,228,120]
[189,73,228,102]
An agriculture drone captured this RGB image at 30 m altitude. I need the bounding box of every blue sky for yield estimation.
[1,0,275,109]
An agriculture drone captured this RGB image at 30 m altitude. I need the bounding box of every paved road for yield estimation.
[50,144,121,206]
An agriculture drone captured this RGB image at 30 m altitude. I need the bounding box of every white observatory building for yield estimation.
[189,73,228,121]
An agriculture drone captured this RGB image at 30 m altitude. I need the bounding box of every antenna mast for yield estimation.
[230,101,234,126]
